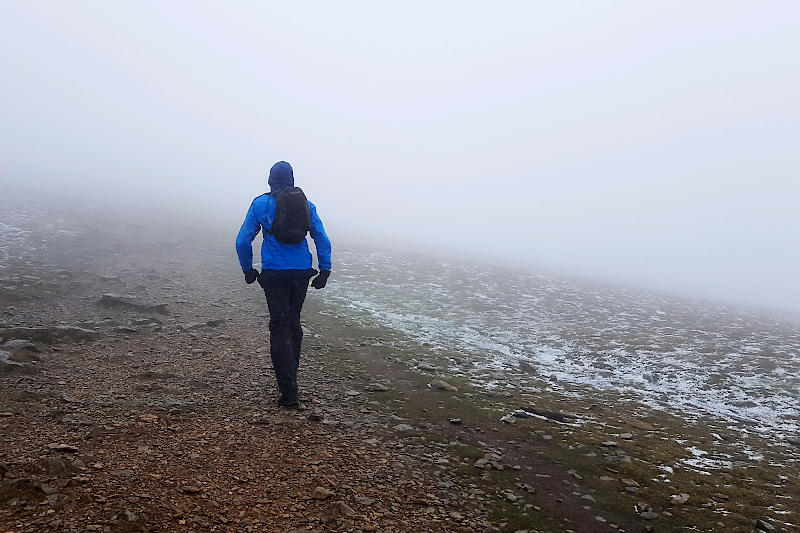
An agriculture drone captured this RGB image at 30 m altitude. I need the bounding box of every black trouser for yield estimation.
[257,269,315,400]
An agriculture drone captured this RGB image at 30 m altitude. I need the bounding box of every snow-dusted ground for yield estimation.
[3,191,798,443]
[0,195,80,266]
[325,246,800,440]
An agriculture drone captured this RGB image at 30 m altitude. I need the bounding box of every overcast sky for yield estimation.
[1,1,799,312]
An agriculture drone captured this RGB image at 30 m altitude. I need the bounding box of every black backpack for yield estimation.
[266,187,311,244]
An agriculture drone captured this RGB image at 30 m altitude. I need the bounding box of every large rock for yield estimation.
[671,493,690,505]
[0,326,100,344]
[0,350,30,373]
[312,487,334,500]
[515,407,577,423]
[97,293,168,314]
[177,319,224,331]
[430,380,458,392]
[2,339,41,352]
[755,518,777,532]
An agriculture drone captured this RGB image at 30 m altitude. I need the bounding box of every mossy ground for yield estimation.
[303,304,799,532]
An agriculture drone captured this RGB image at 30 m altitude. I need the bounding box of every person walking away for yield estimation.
[235,161,332,408]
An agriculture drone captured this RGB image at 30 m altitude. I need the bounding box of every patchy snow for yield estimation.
[323,247,800,441]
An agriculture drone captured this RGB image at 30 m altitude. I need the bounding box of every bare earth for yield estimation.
[1,195,797,532]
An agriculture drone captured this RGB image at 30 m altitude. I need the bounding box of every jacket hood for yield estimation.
[268,161,294,192]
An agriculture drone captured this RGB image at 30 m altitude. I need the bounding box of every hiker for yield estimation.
[235,161,332,408]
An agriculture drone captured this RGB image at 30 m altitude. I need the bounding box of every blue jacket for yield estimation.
[235,193,332,271]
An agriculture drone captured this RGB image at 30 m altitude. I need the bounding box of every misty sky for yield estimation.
[1,1,799,312]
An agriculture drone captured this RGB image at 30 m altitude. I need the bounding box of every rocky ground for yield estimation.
[0,195,797,532]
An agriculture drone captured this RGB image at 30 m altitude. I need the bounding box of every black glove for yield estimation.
[310,269,330,289]
[243,268,259,284]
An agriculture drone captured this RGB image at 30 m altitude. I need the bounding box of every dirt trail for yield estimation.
[1,322,501,532]
[0,204,510,532]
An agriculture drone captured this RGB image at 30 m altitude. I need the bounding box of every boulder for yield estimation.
[2,339,41,352]
[0,350,33,374]
[0,326,100,344]
[97,293,168,314]
[754,519,777,532]
[430,380,458,392]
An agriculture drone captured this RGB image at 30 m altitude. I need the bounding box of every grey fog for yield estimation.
[1,1,799,312]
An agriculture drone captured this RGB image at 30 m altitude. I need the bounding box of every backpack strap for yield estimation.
[262,192,274,235]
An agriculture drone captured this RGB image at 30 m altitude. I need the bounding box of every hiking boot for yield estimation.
[277,391,299,408]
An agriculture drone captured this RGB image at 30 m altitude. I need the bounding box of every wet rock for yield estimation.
[98,293,169,314]
[636,502,659,520]
[335,501,355,516]
[754,518,777,532]
[159,398,192,409]
[0,326,100,344]
[38,483,58,495]
[78,318,119,329]
[500,414,516,424]
[517,483,535,494]
[132,318,161,327]
[178,320,223,331]
[671,493,690,505]
[475,453,503,471]
[45,457,69,476]
[47,443,79,453]
[474,458,490,469]
[0,350,30,373]
[430,380,458,392]
[567,469,583,480]
[312,486,334,500]
[2,339,41,352]
[515,407,577,423]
